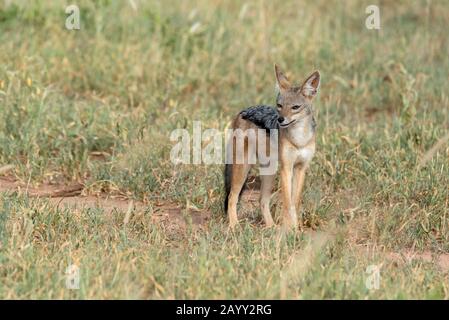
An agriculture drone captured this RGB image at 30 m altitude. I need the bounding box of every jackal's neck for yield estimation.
[284,113,316,148]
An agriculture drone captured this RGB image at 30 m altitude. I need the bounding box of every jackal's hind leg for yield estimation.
[259,174,275,227]
[227,163,250,228]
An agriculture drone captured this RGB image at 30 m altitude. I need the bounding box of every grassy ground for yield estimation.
[0,0,448,299]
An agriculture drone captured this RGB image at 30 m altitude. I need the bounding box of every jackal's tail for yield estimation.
[224,164,232,212]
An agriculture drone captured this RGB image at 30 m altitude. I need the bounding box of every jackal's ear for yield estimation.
[300,71,321,99]
[274,64,291,91]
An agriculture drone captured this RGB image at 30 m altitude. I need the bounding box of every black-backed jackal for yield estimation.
[224,65,321,230]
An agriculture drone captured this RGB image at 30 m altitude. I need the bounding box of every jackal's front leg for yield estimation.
[292,165,307,228]
[280,163,297,230]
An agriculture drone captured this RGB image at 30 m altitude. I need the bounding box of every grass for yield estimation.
[0,0,448,299]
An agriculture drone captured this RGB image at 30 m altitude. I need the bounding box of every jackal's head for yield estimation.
[274,64,321,128]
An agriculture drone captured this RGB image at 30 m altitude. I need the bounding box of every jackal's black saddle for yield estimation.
[239,105,279,131]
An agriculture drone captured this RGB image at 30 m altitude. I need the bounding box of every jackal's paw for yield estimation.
[281,208,298,229]
[282,216,298,231]
[228,221,239,230]
[264,220,275,229]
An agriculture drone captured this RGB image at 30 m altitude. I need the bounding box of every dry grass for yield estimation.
[0,0,448,299]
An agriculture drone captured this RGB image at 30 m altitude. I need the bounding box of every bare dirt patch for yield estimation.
[349,239,449,273]
[385,250,449,272]
[0,177,210,230]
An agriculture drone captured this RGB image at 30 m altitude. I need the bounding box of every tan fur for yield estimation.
[227,65,320,230]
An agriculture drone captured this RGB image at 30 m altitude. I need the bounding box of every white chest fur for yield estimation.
[282,119,316,166]
[287,120,314,147]
[293,144,315,165]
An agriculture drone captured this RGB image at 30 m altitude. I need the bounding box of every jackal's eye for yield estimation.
[292,105,302,110]
[277,104,283,109]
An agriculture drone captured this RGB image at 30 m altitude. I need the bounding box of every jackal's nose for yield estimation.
[278,116,285,123]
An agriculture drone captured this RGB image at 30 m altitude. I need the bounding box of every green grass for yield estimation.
[0,0,448,299]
